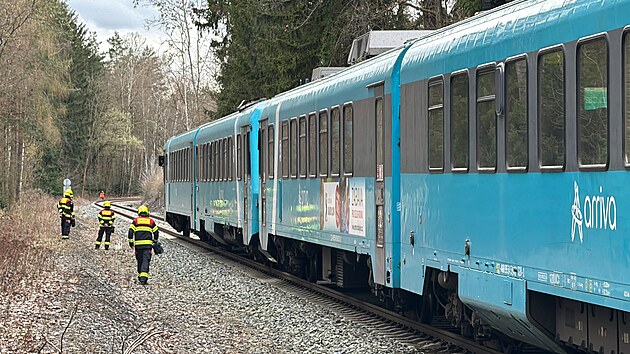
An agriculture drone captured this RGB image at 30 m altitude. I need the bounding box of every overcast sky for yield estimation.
[65,0,164,53]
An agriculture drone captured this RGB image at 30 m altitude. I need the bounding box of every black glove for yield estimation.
[71,219,76,227]
[129,242,134,249]
[111,226,115,232]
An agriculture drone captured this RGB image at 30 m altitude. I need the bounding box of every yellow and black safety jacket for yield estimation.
[98,208,116,228]
[57,197,74,219]
[128,216,159,249]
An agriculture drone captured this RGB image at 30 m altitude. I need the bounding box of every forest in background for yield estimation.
[0,0,488,207]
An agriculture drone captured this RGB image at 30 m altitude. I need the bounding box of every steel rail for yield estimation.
[102,201,508,354]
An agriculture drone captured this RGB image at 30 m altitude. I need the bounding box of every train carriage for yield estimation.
[396,0,630,352]
[163,0,630,352]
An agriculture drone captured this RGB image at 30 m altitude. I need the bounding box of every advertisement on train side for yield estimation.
[320,178,365,237]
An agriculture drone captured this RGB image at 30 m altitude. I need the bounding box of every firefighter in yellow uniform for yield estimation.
[95,201,116,250]
[128,205,159,285]
[57,189,75,239]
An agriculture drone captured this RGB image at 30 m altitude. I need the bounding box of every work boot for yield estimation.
[104,245,109,250]
[95,245,100,249]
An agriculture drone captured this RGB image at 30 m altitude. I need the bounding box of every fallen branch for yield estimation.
[123,329,164,354]
[60,303,79,352]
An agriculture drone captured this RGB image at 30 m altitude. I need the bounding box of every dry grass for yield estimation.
[0,190,58,295]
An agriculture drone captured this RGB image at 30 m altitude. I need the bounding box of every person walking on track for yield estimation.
[57,189,75,239]
[95,201,116,250]
[128,205,159,285]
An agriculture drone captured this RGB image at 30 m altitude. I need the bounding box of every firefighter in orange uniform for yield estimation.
[95,201,116,250]
[99,191,105,200]
[57,189,75,239]
[128,205,159,285]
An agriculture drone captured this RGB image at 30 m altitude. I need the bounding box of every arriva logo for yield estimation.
[571,181,617,242]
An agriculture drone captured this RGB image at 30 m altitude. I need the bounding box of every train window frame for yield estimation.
[505,55,529,172]
[450,70,470,173]
[537,45,566,171]
[220,139,225,181]
[200,144,205,181]
[428,76,445,173]
[237,134,242,180]
[228,136,233,181]
[298,115,307,178]
[308,113,317,177]
[207,143,211,181]
[319,109,329,178]
[476,63,498,173]
[577,34,609,171]
[624,29,630,168]
[330,106,341,177]
[216,139,221,181]
[281,120,289,179]
[259,122,266,179]
[290,117,298,179]
[343,103,353,176]
[268,124,274,179]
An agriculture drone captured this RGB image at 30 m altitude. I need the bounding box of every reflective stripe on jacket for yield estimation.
[128,216,159,249]
[57,197,74,219]
[98,209,116,227]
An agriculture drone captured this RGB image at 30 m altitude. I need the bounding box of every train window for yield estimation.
[477,68,496,171]
[282,121,289,178]
[199,145,203,181]
[204,143,212,182]
[343,104,353,175]
[268,125,274,179]
[299,116,307,178]
[237,134,242,180]
[244,131,251,178]
[216,140,220,181]
[228,137,233,180]
[451,73,469,171]
[221,140,225,180]
[578,38,608,168]
[259,125,266,179]
[331,107,341,176]
[221,138,230,181]
[539,49,565,169]
[195,146,199,181]
[506,58,528,170]
[626,32,630,166]
[428,79,444,171]
[376,98,383,180]
[215,141,220,181]
[290,118,298,178]
[319,110,329,177]
[308,113,317,177]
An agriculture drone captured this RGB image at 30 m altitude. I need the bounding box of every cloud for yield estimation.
[67,0,156,31]
[66,0,164,53]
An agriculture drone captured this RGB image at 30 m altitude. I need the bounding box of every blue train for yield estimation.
[162,1,630,352]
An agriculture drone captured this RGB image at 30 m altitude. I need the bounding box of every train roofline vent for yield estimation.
[347,30,431,65]
[311,67,346,81]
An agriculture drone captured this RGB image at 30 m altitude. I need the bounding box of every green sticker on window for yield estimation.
[584,87,607,110]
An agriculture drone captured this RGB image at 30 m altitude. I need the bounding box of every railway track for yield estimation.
[101,201,544,354]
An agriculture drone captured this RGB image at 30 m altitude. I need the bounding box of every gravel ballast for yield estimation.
[1,202,445,353]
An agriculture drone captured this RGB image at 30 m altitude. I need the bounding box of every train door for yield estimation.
[241,125,251,237]
[373,84,386,285]
[259,119,268,244]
